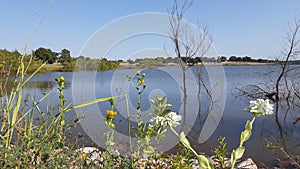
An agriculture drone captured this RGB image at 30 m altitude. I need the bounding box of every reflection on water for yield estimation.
[1,80,54,98]
[1,75,71,96]
[9,66,300,166]
[24,81,54,92]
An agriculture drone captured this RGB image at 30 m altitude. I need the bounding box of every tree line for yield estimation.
[33,47,120,71]
[0,49,42,75]
[2,46,300,75]
[0,47,121,74]
[127,55,277,66]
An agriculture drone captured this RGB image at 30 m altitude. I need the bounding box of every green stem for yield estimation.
[125,93,133,153]
[170,127,199,157]
[231,116,256,169]
[170,127,179,137]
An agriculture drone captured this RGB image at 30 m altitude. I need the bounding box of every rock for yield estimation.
[77,147,99,154]
[236,158,258,169]
[75,147,104,165]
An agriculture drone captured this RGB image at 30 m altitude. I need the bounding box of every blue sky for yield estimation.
[0,0,300,60]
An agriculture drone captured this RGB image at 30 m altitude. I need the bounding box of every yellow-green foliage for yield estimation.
[98,58,120,71]
[0,49,43,74]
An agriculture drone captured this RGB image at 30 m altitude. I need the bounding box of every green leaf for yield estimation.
[198,154,214,169]
[143,146,155,155]
[157,96,162,102]
[162,96,167,103]
[245,120,252,131]
[240,130,251,142]
[162,109,171,116]
[150,99,155,104]
[63,96,115,113]
[234,146,245,160]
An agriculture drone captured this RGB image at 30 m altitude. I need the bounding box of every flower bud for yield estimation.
[81,153,88,160]
[179,132,191,149]
[136,70,141,76]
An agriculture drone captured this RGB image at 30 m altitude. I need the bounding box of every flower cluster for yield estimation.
[150,112,182,134]
[104,110,118,129]
[247,98,274,116]
[106,110,117,117]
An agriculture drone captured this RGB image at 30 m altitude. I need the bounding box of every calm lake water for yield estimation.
[21,65,300,165]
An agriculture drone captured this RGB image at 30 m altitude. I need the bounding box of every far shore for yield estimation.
[118,61,278,69]
[8,61,279,75]
[202,61,277,66]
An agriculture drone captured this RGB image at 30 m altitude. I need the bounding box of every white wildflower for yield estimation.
[247,99,274,116]
[153,116,165,126]
[150,112,182,134]
[164,112,182,127]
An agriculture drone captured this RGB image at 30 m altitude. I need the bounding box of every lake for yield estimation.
[20,65,300,166]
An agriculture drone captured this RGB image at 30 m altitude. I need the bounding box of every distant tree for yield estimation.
[62,58,76,71]
[163,57,173,63]
[34,47,58,64]
[228,56,237,61]
[0,49,22,73]
[180,56,203,65]
[73,56,87,70]
[243,56,252,62]
[98,58,120,71]
[135,58,142,64]
[191,58,199,65]
[257,59,263,62]
[220,56,227,62]
[180,57,188,63]
[77,55,85,59]
[236,57,242,61]
[200,56,208,62]
[155,57,164,65]
[127,59,134,64]
[195,57,202,63]
[155,57,164,63]
[58,49,72,63]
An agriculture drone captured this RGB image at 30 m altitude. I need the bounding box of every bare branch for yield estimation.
[168,0,214,127]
